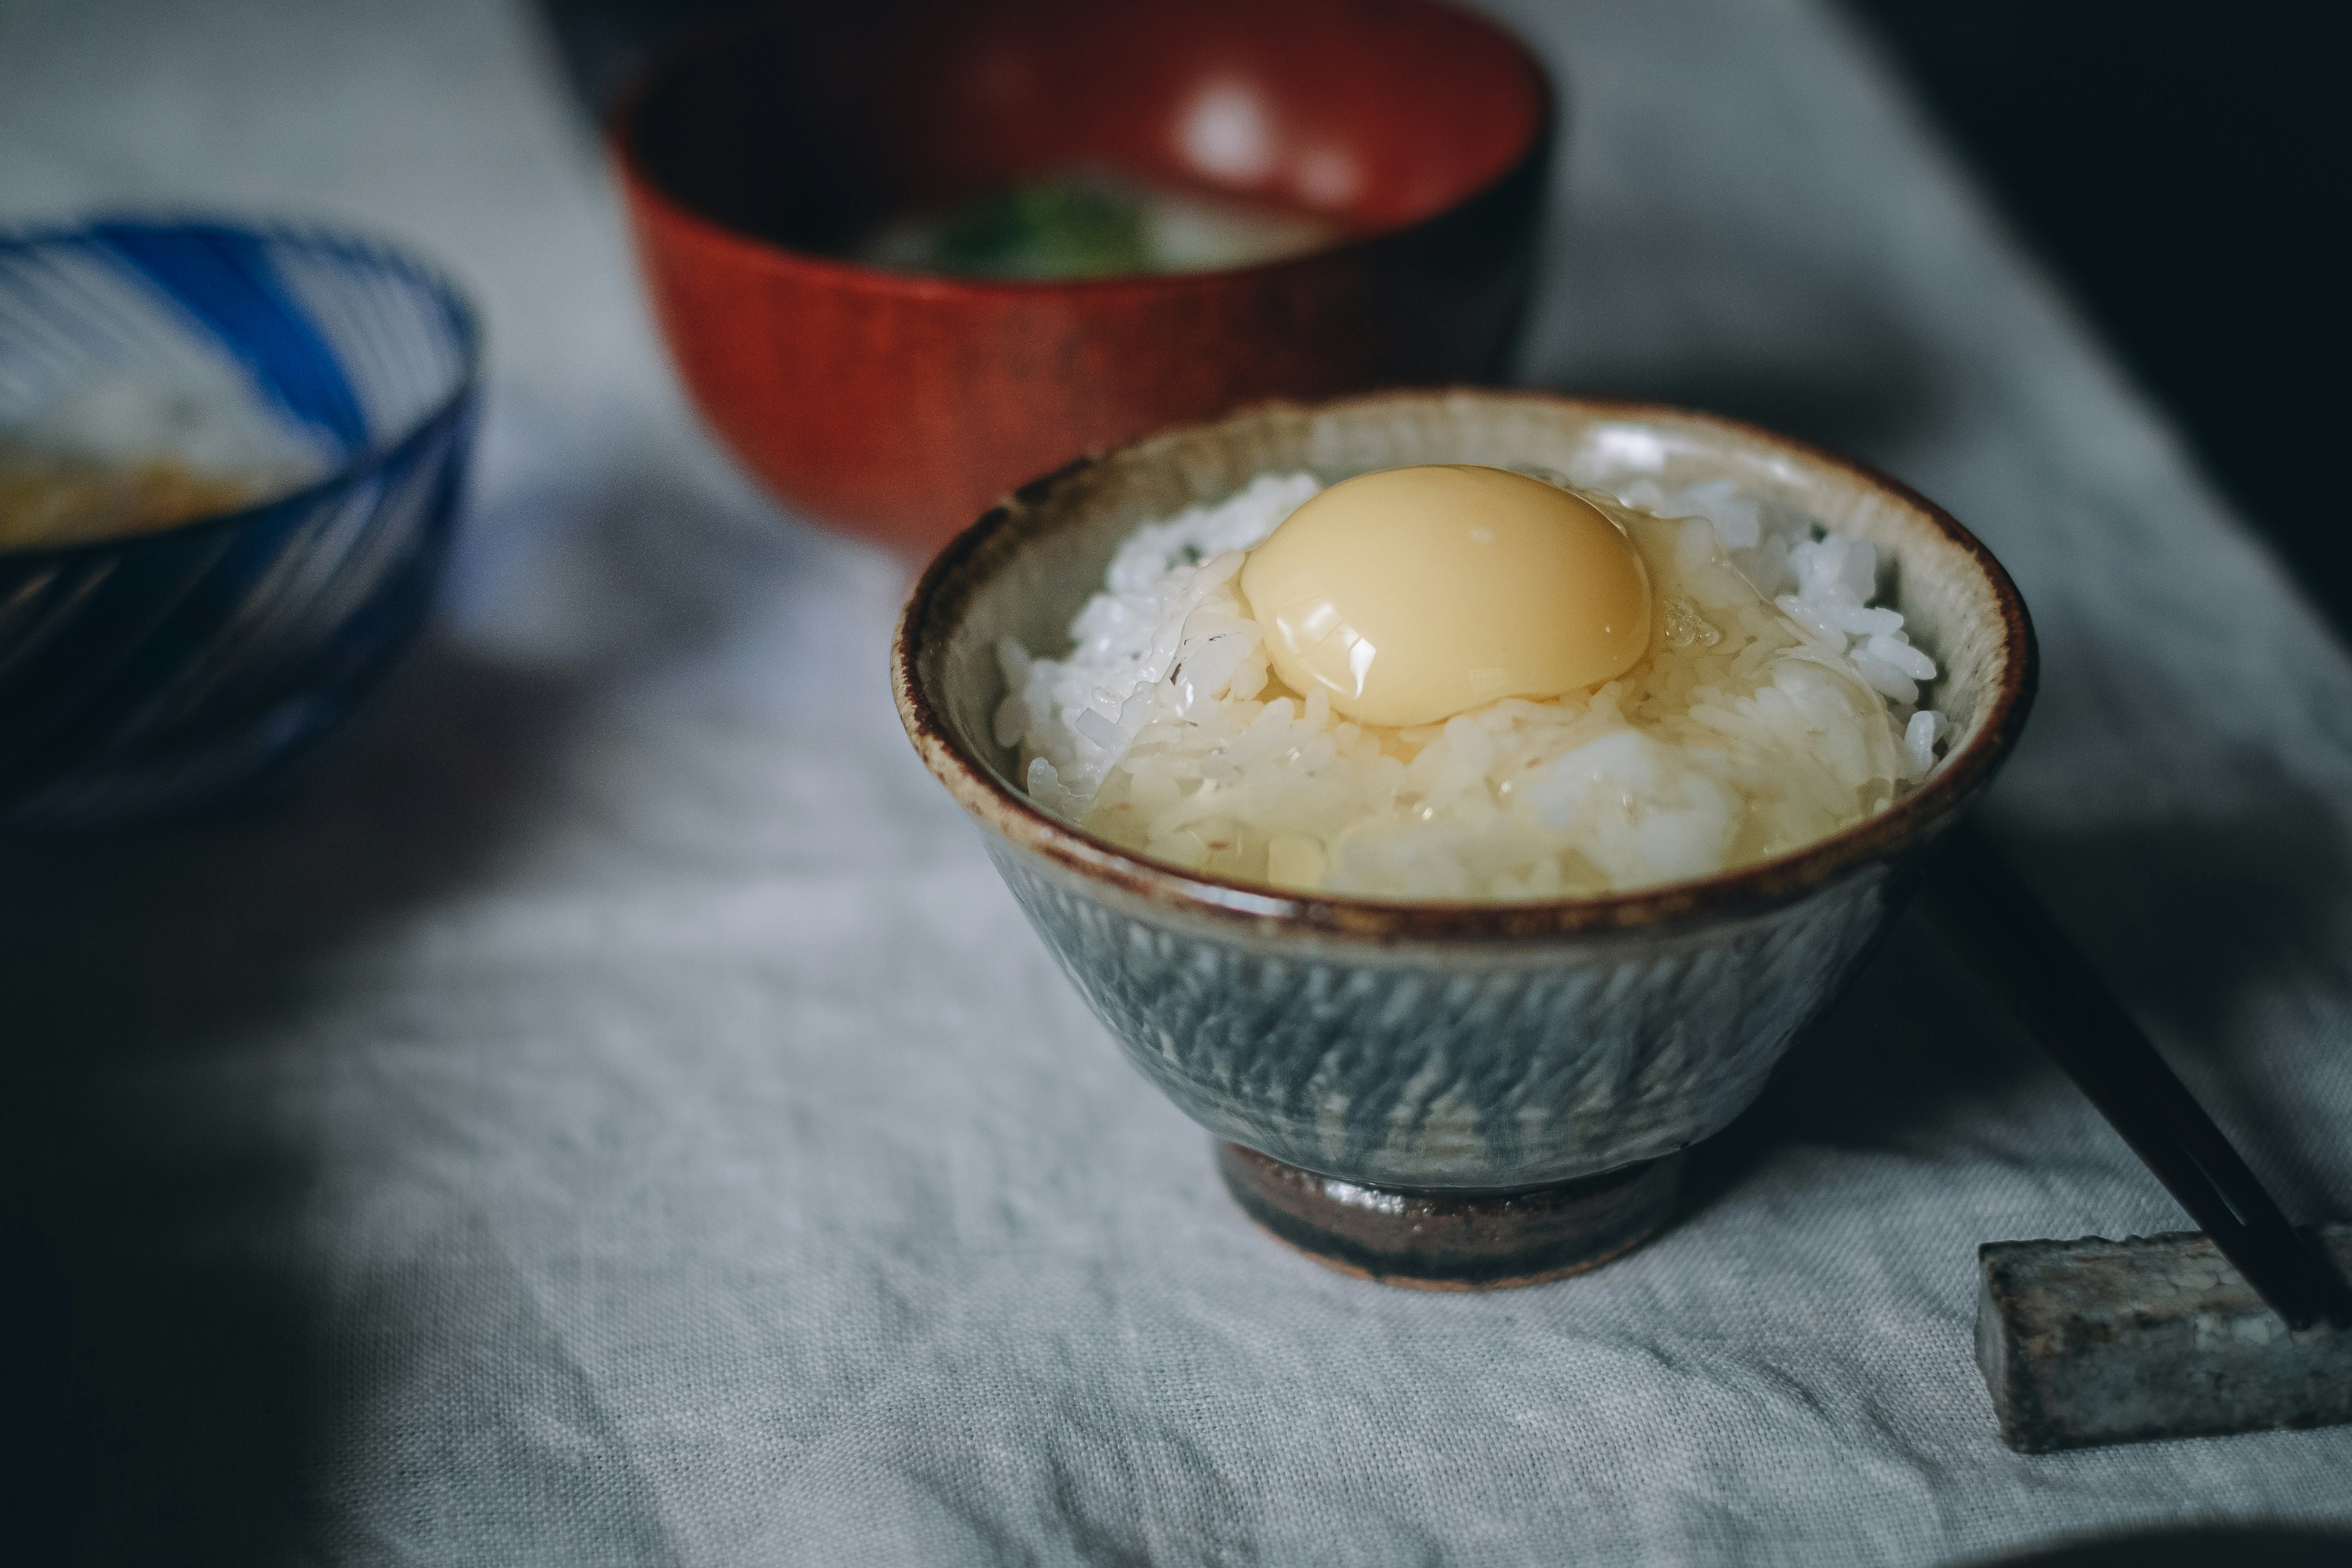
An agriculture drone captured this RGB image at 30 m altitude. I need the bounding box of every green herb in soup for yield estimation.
[854,173,1346,281]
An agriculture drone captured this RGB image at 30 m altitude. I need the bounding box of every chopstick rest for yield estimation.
[1975,1226,2351,1452]
[1919,824,2352,1449]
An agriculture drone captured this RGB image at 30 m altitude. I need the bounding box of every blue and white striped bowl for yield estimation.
[0,219,480,826]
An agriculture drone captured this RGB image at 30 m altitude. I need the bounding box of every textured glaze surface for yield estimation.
[897,391,2035,1190]
[996,839,1894,1185]
[1217,1144,1683,1288]
[614,0,1550,556]
[0,222,478,826]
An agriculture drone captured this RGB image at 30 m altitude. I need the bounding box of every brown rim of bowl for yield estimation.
[605,0,1556,300]
[894,389,2039,942]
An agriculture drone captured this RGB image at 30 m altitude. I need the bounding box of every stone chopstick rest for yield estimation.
[1977,1225,2352,1453]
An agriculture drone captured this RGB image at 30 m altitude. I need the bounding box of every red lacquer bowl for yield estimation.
[612,0,1555,557]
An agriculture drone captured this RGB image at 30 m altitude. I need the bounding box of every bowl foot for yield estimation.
[1215,1142,1682,1290]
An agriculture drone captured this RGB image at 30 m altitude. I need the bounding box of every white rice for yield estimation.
[997,470,1947,900]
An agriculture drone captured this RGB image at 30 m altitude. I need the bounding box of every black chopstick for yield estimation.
[1918,821,2352,1332]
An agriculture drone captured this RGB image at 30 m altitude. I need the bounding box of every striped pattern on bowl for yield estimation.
[0,220,479,826]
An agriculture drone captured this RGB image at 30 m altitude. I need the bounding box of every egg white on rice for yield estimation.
[996,472,1945,900]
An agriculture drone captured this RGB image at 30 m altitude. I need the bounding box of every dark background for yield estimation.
[1847,0,2351,638]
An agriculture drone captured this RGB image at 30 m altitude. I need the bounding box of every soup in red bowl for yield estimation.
[612,0,1555,556]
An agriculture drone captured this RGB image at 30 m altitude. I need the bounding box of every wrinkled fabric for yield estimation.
[3,1,2348,1563]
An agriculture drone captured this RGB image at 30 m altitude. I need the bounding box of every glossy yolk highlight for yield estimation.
[1237,464,1651,728]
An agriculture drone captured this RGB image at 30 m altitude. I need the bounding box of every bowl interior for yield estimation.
[625,0,1548,259]
[0,222,473,489]
[914,391,2023,902]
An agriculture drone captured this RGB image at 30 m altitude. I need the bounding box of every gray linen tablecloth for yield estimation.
[5,1,2349,1562]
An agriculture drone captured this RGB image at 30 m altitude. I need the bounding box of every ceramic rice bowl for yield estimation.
[894,390,2035,1284]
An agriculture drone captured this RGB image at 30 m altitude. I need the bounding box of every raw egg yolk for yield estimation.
[1238,464,1651,728]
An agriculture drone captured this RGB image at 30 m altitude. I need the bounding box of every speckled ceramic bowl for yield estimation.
[894,390,2035,1286]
